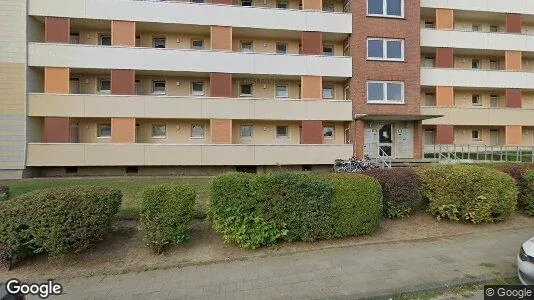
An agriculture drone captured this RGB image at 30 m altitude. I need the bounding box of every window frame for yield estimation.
[240,83,253,97]
[153,37,166,49]
[367,38,405,61]
[471,94,482,106]
[240,0,252,6]
[99,34,111,46]
[191,39,205,50]
[472,59,481,69]
[191,124,206,139]
[276,42,288,54]
[152,81,167,95]
[97,123,112,138]
[275,84,289,98]
[239,125,253,139]
[151,124,167,139]
[323,45,334,56]
[322,2,334,12]
[70,33,80,44]
[322,85,335,99]
[367,0,404,18]
[366,80,405,104]
[98,79,111,94]
[471,130,481,141]
[276,125,289,139]
[240,41,253,52]
[323,126,335,139]
[276,0,288,9]
[191,82,205,96]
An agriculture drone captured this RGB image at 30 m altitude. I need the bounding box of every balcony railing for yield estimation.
[424,144,534,163]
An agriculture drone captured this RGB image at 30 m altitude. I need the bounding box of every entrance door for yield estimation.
[363,128,378,158]
[378,123,393,157]
[490,129,499,146]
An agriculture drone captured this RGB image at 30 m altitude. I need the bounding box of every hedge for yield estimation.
[140,184,196,254]
[416,165,517,223]
[522,170,534,216]
[323,174,383,237]
[500,166,534,216]
[0,186,121,263]
[363,168,423,218]
[209,172,383,249]
[0,185,8,201]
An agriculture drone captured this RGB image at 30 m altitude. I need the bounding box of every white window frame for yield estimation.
[471,94,482,106]
[276,42,288,54]
[191,82,205,96]
[99,34,111,46]
[275,84,289,98]
[151,124,167,139]
[367,38,404,61]
[472,59,481,69]
[97,123,111,138]
[152,81,166,95]
[239,125,253,139]
[366,81,405,104]
[323,126,335,139]
[367,0,404,18]
[153,37,166,48]
[191,39,204,50]
[323,86,335,99]
[240,41,253,52]
[323,45,334,56]
[471,130,481,141]
[240,84,253,97]
[191,124,206,139]
[98,79,111,94]
[276,125,289,139]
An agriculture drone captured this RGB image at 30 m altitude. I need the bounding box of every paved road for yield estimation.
[37,226,533,299]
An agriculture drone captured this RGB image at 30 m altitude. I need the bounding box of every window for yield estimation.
[191,124,205,139]
[472,59,480,69]
[275,85,289,98]
[344,85,350,100]
[323,86,334,99]
[70,78,80,94]
[424,21,435,29]
[323,45,334,56]
[472,94,481,106]
[240,41,253,52]
[98,80,111,93]
[424,129,435,145]
[191,39,204,50]
[97,124,111,138]
[70,33,80,44]
[323,126,334,139]
[424,93,436,106]
[367,38,404,61]
[191,0,204,3]
[323,3,334,12]
[490,94,499,108]
[276,43,287,54]
[367,81,404,103]
[472,24,480,32]
[135,36,141,47]
[277,0,288,8]
[240,0,252,6]
[240,84,253,97]
[367,0,403,18]
[490,25,499,33]
[152,81,166,94]
[151,124,167,138]
[153,37,166,48]
[99,34,111,46]
[191,82,205,96]
[240,125,253,139]
[472,130,481,140]
[423,56,435,67]
[135,80,142,95]
[490,60,498,70]
[276,126,289,138]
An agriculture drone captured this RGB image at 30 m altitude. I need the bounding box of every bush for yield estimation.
[0,185,8,201]
[500,167,534,216]
[140,184,196,254]
[323,174,383,237]
[0,186,121,261]
[416,165,517,223]
[363,168,423,218]
[209,172,335,248]
[0,244,12,270]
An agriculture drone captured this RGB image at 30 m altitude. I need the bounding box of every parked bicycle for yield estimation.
[332,155,378,173]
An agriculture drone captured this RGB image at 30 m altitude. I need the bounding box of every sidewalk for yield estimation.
[43,226,532,299]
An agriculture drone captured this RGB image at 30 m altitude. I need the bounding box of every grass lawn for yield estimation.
[0,177,213,219]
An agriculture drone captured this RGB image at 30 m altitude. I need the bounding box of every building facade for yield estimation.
[0,0,532,178]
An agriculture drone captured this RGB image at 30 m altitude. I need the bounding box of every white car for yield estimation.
[518,237,534,285]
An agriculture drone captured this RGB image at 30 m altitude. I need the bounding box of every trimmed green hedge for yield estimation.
[363,168,423,218]
[0,186,122,261]
[209,172,383,249]
[324,174,383,237]
[416,165,517,223]
[140,184,196,253]
[522,170,534,216]
[0,185,8,201]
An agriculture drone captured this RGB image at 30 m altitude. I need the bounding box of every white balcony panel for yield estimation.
[421,68,534,89]
[26,143,354,166]
[29,43,352,78]
[29,0,351,33]
[421,107,534,126]
[420,0,534,15]
[421,29,534,52]
[28,94,353,121]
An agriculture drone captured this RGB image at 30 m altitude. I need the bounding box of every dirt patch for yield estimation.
[3,212,534,281]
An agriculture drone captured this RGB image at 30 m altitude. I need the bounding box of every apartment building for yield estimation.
[1,0,533,178]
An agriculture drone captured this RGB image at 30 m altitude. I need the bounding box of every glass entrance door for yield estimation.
[378,123,393,157]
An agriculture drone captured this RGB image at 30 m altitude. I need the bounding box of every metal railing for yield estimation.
[425,145,534,163]
[363,143,392,169]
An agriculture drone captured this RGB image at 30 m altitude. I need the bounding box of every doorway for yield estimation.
[378,123,393,157]
[490,129,499,146]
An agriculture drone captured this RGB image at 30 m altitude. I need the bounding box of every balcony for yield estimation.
[28,43,352,78]
[421,28,534,52]
[421,67,534,89]
[29,0,351,34]
[26,143,354,166]
[28,93,353,121]
[420,0,534,15]
[421,106,534,126]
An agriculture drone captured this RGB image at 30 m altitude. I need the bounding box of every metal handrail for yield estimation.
[426,144,534,163]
